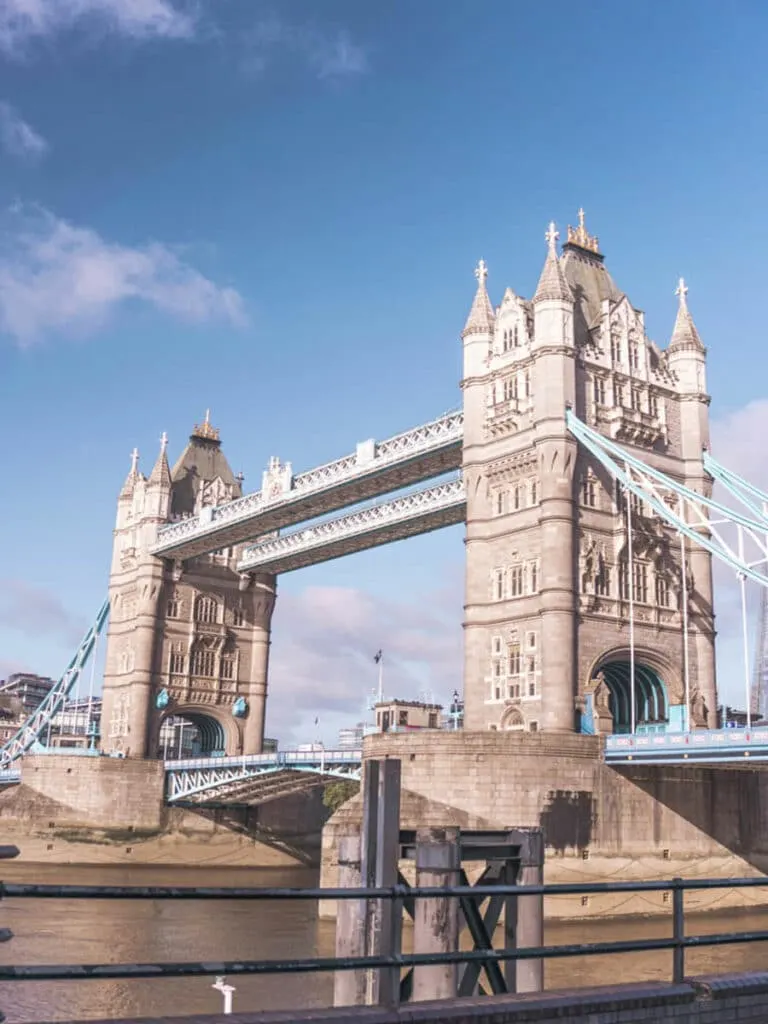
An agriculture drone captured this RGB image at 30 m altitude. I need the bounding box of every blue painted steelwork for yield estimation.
[155,689,170,710]
[164,748,362,803]
[232,697,247,718]
[600,661,669,734]
[703,450,768,526]
[605,727,768,764]
[0,601,110,770]
[566,411,768,587]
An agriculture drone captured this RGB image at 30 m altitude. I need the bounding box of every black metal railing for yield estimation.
[2,875,768,995]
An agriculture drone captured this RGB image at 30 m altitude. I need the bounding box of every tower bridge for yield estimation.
[6,208,768,802]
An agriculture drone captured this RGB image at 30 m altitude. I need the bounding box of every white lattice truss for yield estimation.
[566,411,768,586]
[165,750,362,805]
[0,601,110,770]
[151,411,463,560]
[238,476,466,574]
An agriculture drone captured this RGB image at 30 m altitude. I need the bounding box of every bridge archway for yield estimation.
[588,648,680,735]
[155,706,240,759]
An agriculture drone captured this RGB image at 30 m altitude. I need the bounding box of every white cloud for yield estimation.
[266,578,462,746]
[242,19,368,81]
[0,0,197,53]
[0,101,48,161]
[0,204,246,345]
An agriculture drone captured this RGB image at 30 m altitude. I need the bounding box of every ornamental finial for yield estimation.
[566,207,600,253]
[675,277,689,309]
[545,221,559,253]
[474,259,488,285]
[160,431,168,454]
[192,409,220,442]
[130,447,139,474]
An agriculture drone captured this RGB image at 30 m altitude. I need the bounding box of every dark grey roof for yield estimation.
[561,244,623,333]
[170,435,240,516]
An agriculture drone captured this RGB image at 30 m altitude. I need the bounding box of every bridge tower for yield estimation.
[461,212,716,735]
[100,415,276,758]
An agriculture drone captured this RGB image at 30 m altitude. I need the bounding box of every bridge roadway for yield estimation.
[151,411,463,561]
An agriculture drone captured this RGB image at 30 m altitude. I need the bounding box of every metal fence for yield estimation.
[3,869,768,1017]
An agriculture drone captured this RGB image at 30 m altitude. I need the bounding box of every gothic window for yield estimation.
[614,381,624,407]
[595,560,610,597]
[195,595,218,624]
[630,340,640,370]
[527,631,537,650]
[526,654,538,696]
[619,561,629,601]
[631,387,642,411]
[649,393,659,418]
[529,478,538,505]
[582,475,597,507]
[493,569,505,601]
[528,560,539,594]
[169,643,185,675]
[513,484,522,510]
[492,636,503,655]
[509,565,524,597]
[166,597,180,619]
[656,574,670,608]
[503,376,517,402]
[191,641,216,677]
[502,329,511,352]
[629,492,644,517]
[634,562,649,603]
[493,489,508,517]
[232,606,245,627]
[593,377,606,406]
[523,369,530,397]
[514,323,520,347]
[220,654,236,680]
[610,333,621,364]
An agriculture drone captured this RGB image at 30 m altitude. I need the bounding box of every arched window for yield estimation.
[191,639,217,677]
[195,595,218,624]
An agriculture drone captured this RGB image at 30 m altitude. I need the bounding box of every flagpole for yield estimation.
[378,652,384,705]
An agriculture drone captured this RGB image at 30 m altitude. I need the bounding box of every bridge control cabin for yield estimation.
[374,699,443,734]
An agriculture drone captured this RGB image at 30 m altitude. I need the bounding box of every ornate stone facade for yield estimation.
[101,417,276,758]
[461,212,716,734]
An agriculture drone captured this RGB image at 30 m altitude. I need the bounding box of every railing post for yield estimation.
[412,827,460,1002]
[333,830,367,1006]
[516,829,544,994]
[672,877,685,983]
[0,844,20,1024]
[364,759,401,1007]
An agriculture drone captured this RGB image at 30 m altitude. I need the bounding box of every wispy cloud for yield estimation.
[0,0,197,55]
[0,101,48,161]
[0,204,246,345]
[266,577,461,746]
[0,580,87,647]
[242,17,368,81]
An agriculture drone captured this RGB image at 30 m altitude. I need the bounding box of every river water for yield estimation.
[1,864,768,1022]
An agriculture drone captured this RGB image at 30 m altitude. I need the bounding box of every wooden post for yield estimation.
[333,830,367,1006]
[515,829,544,993]
[363,759,402,1007]
[412,827,460,1002]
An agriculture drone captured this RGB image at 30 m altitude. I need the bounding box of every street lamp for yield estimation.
[449,690,464,730]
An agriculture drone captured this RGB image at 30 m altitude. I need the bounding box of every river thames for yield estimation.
[1,863,768,1022]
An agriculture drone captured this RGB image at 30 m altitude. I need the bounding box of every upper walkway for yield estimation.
[151,411,462,561]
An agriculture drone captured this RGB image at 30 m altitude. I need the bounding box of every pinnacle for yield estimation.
[533,222,573,304]
[669,278,704,352]
[148,433,172,488]
[461,259,495,338]
[119,448,140,497]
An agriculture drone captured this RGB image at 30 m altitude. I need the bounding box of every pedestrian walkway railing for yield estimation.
[3,867,768,1019]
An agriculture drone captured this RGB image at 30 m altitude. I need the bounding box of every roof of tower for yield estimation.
[170,411,241,516]
[148,432,172,488]
[560,208,623,327]
[533,222,573,304]
[668,278,704,353]
[119,447,141,497]
[461,259,495,337]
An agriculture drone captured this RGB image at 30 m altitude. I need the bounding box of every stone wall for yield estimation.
[56,973,768,1023]
[322,732,768,919]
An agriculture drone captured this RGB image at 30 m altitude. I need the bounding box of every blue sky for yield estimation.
[0,0,767,741]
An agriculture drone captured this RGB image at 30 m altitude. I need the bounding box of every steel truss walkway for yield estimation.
[151,411,463,561]
[238,477,465,574]
[164,749,362,806]
[605,729,768,766]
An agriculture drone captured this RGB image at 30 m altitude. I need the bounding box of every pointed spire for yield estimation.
[669,277,704,352]
[148,431,172,488]
[120,447,140,497]
[533,222,573,303]
[461,259,495,338]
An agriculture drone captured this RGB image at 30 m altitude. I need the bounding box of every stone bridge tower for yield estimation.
[461,212,716,735]
[100,414,276,758]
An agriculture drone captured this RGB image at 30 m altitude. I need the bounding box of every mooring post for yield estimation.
[412,827,460,1002]
[364,759,402,1007]
[333,830,367,1006]
[515,829,544,993]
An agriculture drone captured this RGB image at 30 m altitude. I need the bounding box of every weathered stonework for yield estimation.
[462,214,715,735]
[101,418,276,758]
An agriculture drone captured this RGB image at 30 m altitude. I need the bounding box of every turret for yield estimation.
[145,432,172,522]
[531,222,576,423]
[462,258,495,378]
[116,448,140,530]
[667,277,707,396]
